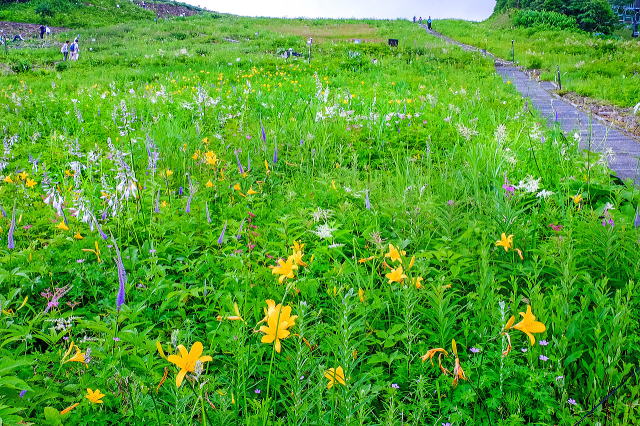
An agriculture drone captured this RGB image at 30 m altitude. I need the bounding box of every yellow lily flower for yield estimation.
[18,171,28,180]
[384,244,405,263]
[358,288,365,302]
[167,341,213,387]
[81,241,101,263]
[452,340,468,387]
[85,388,106,404]
[495,233,513,251]
[385,266,407,284]
[324,366,346,389]
[60,403,80,415]
[56,221,69,231]
[290,241,307,267]
[505,305,546,346]
[74,232,84,240]
[270,257,298,283]
[25,178,37,188]
[61,342,88,367]
[206,180,214,188]
[259,302,297,353]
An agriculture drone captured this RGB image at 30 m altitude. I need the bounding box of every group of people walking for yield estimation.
[60,38,79,61]
[413,16,433,30]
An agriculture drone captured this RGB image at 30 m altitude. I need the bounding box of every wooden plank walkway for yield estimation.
[421,25,640,183]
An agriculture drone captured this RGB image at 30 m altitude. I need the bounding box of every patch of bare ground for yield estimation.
[0,21,69,39]
[136,2,201,18]
[557,91,640,138]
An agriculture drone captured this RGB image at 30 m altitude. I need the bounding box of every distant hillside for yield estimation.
[0,0,206,28]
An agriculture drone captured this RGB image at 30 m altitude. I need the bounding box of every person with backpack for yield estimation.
[39,25,46,39]
[427,16,433,30]
[61,40,69,61]
[70,39,79,61]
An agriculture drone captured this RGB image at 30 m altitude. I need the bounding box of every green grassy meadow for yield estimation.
[0,13,639,425]
[437,14,640,108]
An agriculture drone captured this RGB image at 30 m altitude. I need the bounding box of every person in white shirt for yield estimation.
[61,40,69,61]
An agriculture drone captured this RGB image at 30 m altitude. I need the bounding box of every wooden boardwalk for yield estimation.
[421,25,640,183]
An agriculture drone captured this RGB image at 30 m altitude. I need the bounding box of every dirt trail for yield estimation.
[0,21,69,39]
[421,25,640,183]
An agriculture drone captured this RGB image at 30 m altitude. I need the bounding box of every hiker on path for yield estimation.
[70,39,79,61]
[13,34,24,42]
[39,25,46,39]
[427,16,432,30]
[45,26,51,38]
[419,16,422,24]
[413,16,416,23]
[61,40,69,61]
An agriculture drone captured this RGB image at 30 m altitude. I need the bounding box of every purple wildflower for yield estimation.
[555,375,564,381]
[113,337,121,341]
[0,204,6,217]
[365,190,371,210]
[178,186,183,196]
[19,390,27,398]
[260,121,266,142]
[7,205,16,249]
[502,176,515,196]
[186,193,193,213]
[205,203,212,224]
[470,347,480,353]
[272,143,278,163]
[217,223,227,245]
[77,259,85,263]
[568,398,577,406]
[113,239,127,311]
[447,200,455,206]
[442,423,452,426]
[234,149,244,174]
[391,383,399,389]
[254,389,261,394]
[521,348,528,353]
[634,211,640,228]
[539,355,549,361]
[154,190,160,213]
[539,340,549,346]
[236,220,244,240]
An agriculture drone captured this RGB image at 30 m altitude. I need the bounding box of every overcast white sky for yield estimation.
[192,0,496,21]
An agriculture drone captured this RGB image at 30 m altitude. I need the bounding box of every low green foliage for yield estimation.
[0,0,155,27]
[0,14,638,425]
[513,9,578,30]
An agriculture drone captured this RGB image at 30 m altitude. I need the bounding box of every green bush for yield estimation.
[513,9,578,30]
[55,61,69,71]
[10,59,31,73]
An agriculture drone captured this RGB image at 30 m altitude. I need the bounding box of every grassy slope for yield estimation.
[0,14,638,425]
[436,14,640,108]
[0,0,155,27]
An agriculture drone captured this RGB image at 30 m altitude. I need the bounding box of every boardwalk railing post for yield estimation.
[556,66,562,91]
[511,40,515,63]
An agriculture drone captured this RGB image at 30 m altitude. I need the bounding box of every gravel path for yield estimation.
[421,25,640,183]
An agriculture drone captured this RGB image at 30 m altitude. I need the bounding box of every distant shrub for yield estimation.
[513,9,578,30]
[527,56,543,69]
[171,32,188,40]
[11,59,31,73]
[55,61,68,72]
